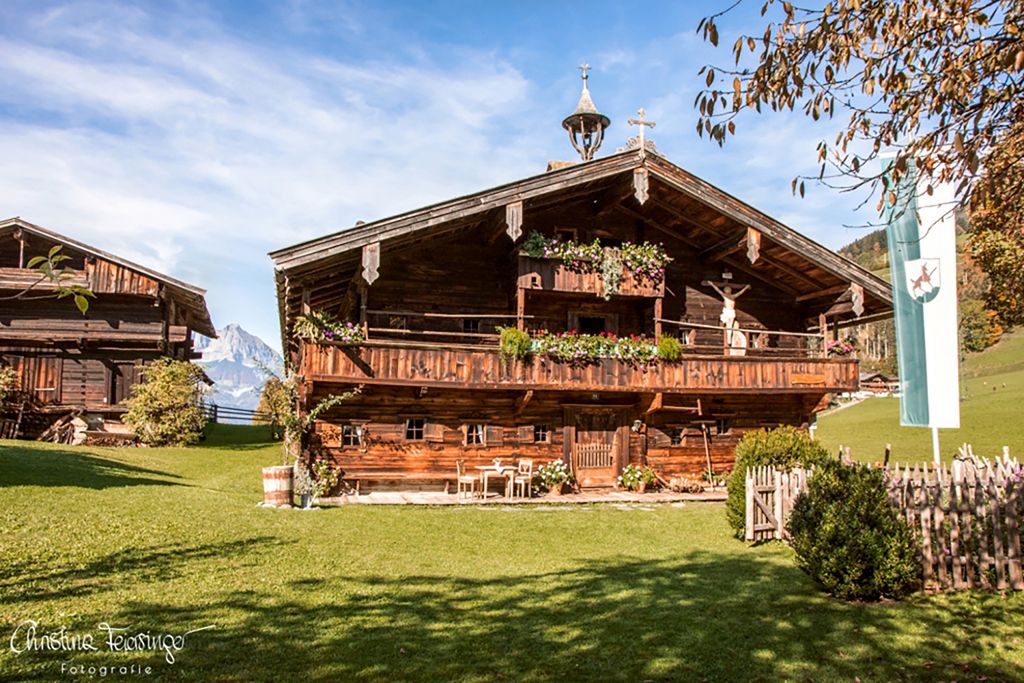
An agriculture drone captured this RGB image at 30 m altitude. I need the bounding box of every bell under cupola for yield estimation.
[561,64,610,161]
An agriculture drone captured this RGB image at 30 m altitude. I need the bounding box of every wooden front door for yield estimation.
[569,408,625,488]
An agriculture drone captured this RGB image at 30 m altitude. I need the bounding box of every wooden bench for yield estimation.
[339,471,455,494]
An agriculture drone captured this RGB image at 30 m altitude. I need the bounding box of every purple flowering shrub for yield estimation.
[293,310,364,345]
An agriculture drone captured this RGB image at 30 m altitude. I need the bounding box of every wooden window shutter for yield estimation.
[647,426,672,448]
[424,422,445,443]
[485,425,503,447]
[517,425,534,444]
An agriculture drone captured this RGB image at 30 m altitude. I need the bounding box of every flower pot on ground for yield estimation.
[618,464,658,492]
[262,465,294,507]
[536,460,573,497]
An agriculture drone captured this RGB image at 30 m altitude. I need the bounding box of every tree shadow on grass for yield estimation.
[25,552,1020,682]
[0,447,184,489]
[0,537,290,607]
[199,424,278,451]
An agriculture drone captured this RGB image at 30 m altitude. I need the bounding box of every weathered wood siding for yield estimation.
[305,342,858,394]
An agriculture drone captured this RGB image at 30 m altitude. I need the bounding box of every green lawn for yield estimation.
[818,330,1024,463]
[2,427,1023,681]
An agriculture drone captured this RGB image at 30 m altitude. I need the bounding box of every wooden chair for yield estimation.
[455,460,479,499]
[513,458,534,498]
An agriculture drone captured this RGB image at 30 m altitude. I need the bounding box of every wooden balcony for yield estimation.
[303,340,859,394]
[517,255,665,298]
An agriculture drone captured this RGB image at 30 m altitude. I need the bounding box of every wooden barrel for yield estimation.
[262,466,294,507]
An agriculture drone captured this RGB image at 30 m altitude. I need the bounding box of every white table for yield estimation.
[475,465,516,498]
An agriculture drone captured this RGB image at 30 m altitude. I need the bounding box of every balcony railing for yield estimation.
[303,340,859,394]
[517,255,665,298]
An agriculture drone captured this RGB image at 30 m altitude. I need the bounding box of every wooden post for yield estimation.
[773,468,783,540]
[15,229,25,268]
[516,286,526,331]
[358,281,369,340]
[749,466,757,540]
[654,296,663,340]
[819,313,828,357]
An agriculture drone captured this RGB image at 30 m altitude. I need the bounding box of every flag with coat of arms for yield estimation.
[882,159,960,429]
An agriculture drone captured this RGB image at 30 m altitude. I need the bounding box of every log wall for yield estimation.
[307,385,824,488]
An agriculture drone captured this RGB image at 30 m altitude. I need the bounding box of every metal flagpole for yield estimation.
[931,426,940,465]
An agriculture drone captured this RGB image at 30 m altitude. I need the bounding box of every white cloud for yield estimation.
[0,2,880,349]
[0,3,542,347]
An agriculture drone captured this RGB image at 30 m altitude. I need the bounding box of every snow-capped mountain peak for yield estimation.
[195,323,280,369]
[194,324,283,411]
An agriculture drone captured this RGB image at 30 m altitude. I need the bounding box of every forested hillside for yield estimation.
[838,219,1003,359]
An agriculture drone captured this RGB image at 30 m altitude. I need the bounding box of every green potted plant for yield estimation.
[619,464,658,493]
[536,460,573,496]
[311,459,341,502]
[294,464,315,509]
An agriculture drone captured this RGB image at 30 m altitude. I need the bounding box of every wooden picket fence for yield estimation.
[886,449,1023,591]
[745,446,1024,592]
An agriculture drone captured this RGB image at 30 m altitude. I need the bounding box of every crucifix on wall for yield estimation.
[702,277,752,355]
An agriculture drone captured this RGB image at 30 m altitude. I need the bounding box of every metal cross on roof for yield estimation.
[579,63,590,81]
[627,108,656,156]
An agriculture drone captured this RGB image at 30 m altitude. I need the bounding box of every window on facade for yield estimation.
[405,418,425,440]
[578,316,606,335]
[668,428,684,446]
[556,228,577,242]
[342,425,362,447]
[533,424,550,443]
[465,424,485,446]
[716,418,731,435]
[462,319,480,334]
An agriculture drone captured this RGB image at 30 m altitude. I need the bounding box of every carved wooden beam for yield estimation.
[850,283,865,318]
[746,227,761,264]
[633,168,650,205]
[361,242,380,285]
[514,389,534,415]
[644,392,663,415]
[505,201,523,241]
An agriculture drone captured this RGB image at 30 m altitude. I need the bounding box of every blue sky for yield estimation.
[0,1,868,350]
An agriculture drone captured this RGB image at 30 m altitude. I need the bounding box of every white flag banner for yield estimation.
[883,161,960,429]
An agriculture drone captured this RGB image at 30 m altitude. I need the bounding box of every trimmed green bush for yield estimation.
[726,426,829,538]
[656,335,683,362]
[124,358,207,446]
[788,461,920,600]
[498,326,532,362]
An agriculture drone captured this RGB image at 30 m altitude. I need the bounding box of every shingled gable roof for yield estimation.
[270,148,892,340]
[1,217,216,338]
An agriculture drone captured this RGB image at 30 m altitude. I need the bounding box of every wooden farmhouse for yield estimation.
[270,85,891,491]
[0,217,216,438]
